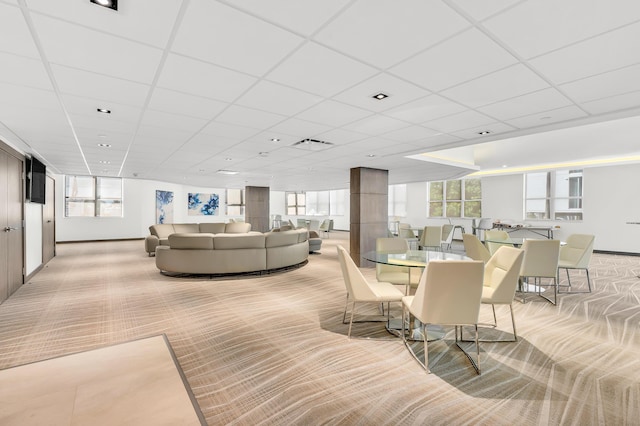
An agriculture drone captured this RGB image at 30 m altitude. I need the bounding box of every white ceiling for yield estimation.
[1,0,640,191]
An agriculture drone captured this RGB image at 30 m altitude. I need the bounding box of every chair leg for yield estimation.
[538,277,557,305]
[423,322,430,374]
[491,305,497,327]
[455,325,481,375]
[509,304,518,342]
[558,267,592,294]
[342,293,349,324]
[347,301,356,338]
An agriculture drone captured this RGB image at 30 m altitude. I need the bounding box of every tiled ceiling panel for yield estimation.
[1,1,640,190]
[172,0,304,76]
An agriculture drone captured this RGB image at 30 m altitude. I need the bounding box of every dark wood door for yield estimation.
[42,175,56,264]
[0,147,24,303]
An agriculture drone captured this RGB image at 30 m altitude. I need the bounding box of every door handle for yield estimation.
[4,227,17,232]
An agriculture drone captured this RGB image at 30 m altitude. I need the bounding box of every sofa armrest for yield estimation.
[145,235,160,256]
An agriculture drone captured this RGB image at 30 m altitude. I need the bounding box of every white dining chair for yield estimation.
[519,239,561,305]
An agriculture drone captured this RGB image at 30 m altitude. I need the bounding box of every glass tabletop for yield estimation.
[362,250,469,267]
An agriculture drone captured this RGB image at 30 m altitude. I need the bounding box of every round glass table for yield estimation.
[362,249,470,341]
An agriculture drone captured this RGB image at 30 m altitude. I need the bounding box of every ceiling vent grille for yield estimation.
[291,138,334,151]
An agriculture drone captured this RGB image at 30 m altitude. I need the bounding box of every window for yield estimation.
[388,184,407,217]
[286,192,305,215]
[428,178,481,218]
[65,176,122,217]
[306,191,329,215]
[525,170,583,220]
[226,188,245,216]
[329,189,346,216]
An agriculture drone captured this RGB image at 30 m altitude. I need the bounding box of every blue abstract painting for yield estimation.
[156,190,174,224]
[188,193,219,216]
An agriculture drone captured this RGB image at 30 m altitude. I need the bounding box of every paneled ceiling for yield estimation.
[1,0,640,190]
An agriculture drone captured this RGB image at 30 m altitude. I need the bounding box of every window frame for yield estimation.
[225,188,245,216]
[428,178,482,218]
[64,175,123,217]
[525,170,583,221]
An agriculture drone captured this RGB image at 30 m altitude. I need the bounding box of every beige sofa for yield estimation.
[155,228,309,275]
[145,222,251,256]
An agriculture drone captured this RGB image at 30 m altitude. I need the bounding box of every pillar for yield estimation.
[245,186,269,233]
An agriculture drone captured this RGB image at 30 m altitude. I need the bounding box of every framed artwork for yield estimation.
[188,192,219,216]
[156,190,174,224]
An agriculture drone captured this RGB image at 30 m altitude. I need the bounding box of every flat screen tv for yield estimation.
[26,156,46,204]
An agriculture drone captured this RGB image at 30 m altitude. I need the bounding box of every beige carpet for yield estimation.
[0,234,639,425]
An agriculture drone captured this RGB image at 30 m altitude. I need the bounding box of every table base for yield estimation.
[385,318,446,342]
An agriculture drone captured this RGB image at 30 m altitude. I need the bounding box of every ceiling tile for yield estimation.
[216,105,287,130]
[384,94,467,124]
[332,72,430,112]
[199,121,261,140]
[62,94,142,124]
[68,112,138,135]
[505,105,588,129]
[157,54,257,103]
[313,128,369,145]
[172,0,304,76]
[530,21,640,84]
[147,88,229,121]
[32,14,163,84]
[478,88,573,120]
[52,65,150,108]
[450,122,516,140]
[381,125,442,143]
[26,0,182,48]
[483,0,640,58]
[236,80,323,116]
[268,118,333,139]
[0,52,52,90]
[295,100,372,127]
[390,27,518,92]
[230,0,350,37]
[448,0,521,21]
[560,63,640,104]
[423,110,495,134]
[441,64,549,108]
[581,91,640,115]
[314,0,470,68]
[0,3,40,58]
[341,114,410,136]
[139,109,208,133]
[266,42,378,97]
[0,82,58,110]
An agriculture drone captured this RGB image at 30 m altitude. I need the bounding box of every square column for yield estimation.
[350,167,388,267]
[245,186,270,233]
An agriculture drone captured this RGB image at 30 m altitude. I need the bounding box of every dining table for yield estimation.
[362,249,471,341]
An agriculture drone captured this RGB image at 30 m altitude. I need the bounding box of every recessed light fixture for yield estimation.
[259,152,269,157]
[225,158,232,161]
[217,170,239,175]
[270,138,280,142]
[99,160,110,164]
[372,92,389,100]
[478,130,491,135]
[97,108,111,114]
[97,143,111,148]
[367,154,376,158]
[502,165,508,168]
[90,0,117,11]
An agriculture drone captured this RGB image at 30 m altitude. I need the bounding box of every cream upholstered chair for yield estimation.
[484,230,513,255]
[520,239,561,305]
[376,238,420,295]
[336,245,404,339]
[419,226,442,251]
[318,219,332,238]
[479,246,525,342]
[297,218,307,228]
[441,224,455,251]
[398,223,418,249]
[462,234,491,263]
[308,219,320,232]
[558,234,595,293]
[402,260,484,374]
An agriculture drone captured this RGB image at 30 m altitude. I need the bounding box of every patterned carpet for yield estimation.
[0,235,638,425]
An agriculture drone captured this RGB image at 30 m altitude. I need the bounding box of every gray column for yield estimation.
[350,167,388,267]
[245,186,270,233]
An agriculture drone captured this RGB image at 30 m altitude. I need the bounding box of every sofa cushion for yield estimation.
[265,230,301,248]
[213,233,265,249]
[149,224,175,238]
[225,222,252,233]
[199,222,227,234]
[173,223,200,233]
[168,233,214,250]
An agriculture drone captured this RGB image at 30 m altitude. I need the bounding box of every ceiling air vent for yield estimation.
[291,138,334,151]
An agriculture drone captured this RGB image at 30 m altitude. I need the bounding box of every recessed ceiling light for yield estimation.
[225,158,232,161]
[97,143,111,148]
[502,165,508,168]
[90,0,117,11]
[217,170,239,175]
[270,138,280,142]
[478,130,491,135]
[97,108,111,114]
[99,160,110,164]
[259,152,269,157]
[372,92,389,100]
[367,154,376,157]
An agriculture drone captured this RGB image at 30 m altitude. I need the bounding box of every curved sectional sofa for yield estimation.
[145,222,252,255]
[149,223,310,275]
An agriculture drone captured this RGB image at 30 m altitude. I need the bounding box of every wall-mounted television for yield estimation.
[26,156,46,204]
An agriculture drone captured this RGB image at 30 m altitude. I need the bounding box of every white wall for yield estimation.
[25,202,43,275]
[51,163,640,253]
